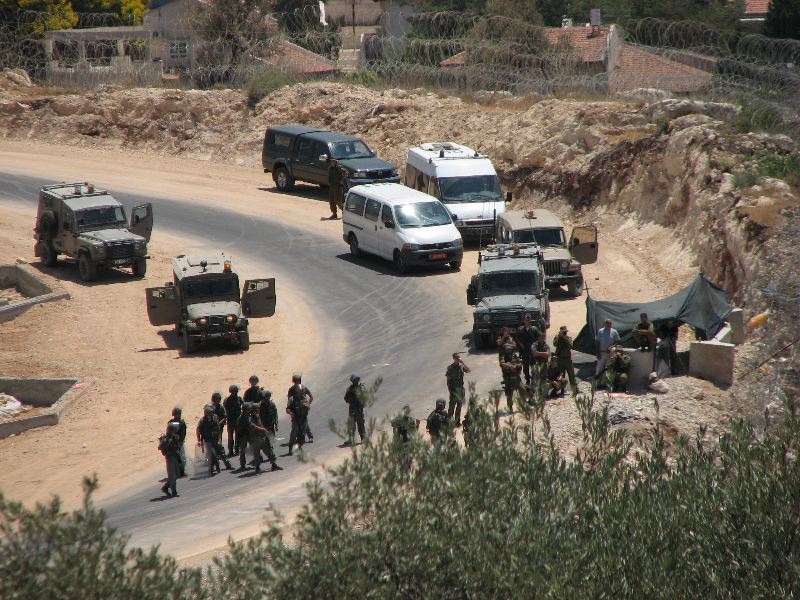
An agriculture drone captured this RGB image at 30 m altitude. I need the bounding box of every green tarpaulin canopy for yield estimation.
[573,274,733,355]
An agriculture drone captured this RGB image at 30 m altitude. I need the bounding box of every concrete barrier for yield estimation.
[0,377,87,439]
[689,340,735,386]
[728,308,745,345]
[0,264,70,323]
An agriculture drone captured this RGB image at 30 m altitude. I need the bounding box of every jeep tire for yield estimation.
[78,253,97,282]
[567,274,584,297]
[39,212,57,239]
[132,257,147,278]
[183,329,196,355]
[273,166,294,192]
[239,330,250,351]
[38,240,57,267]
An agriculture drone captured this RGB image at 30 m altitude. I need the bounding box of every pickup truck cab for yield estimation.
[262,124,400,192]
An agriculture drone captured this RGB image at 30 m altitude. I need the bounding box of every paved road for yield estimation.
[0,171,505,557]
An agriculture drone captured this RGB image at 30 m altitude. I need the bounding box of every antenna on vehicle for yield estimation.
[439,149,445,158]
[200,260,208,272]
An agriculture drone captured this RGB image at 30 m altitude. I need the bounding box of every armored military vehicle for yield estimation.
[145,254,276,354]
[466,243,550,349]
[34,182,152,282]
[495,209,598,297]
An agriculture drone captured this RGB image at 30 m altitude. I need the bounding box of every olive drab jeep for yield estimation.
[495,209,598,297]
[145,254,277,355]
[467,243,550,349]
[34,182,152,282]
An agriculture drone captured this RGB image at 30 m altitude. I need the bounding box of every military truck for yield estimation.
[34,182,152,282]
[466,243,550,349]
[495,209,598,297]
[145,254,276,354]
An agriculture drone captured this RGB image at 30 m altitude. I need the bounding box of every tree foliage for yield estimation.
[1,0,78,36]
[764,0,800,39]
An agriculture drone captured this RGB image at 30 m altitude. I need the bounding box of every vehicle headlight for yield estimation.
[401,243,420,252]
[481,314,491,323]
[452,238,463,247]
[561,260,570,269]
[390,168,399,176]
[225,314,237,323]
[196,317,208,326]
[94,244,106,258]
[353,171,368,178]
[134,241,145,254]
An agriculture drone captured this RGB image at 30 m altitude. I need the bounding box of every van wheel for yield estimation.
[78,253,97,282]
[273,167,294,192]
[393,250,407,275]
[38,240,58,267]
[568,275,584,297]
[449,260,462,271]
[348,233,361,258]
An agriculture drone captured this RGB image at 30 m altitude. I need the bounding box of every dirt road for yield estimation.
[0,140,706,561]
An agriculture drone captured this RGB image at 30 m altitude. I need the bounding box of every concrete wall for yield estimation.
[0,377,86,439]
[689,340,735,386]
[626,347,654,391]
[0,265,70,324]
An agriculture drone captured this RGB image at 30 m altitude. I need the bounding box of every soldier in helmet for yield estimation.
[286,373,314,456]
[258,389,279,461]
[391,405,419,444]
[236,402,253,471]
[445,353,471,427]
[223,384,243,456]
[344,374,367,445]
[251,391,282,473]
[499,343,526,414]
[159,422,182,497]
[426,399,450,440]
[243,374,261,405]
[197,403,231,475]
[168,406,188,478]
[210,391,227,432]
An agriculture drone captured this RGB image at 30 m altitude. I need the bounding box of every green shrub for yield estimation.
[732,169,759,188]
[758,153,800,188]
[244,69,297,107]
[344,67,383,88]
[735,99,783,133]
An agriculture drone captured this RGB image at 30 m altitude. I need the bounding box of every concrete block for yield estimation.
[0,264,69,323]
[0,377,87,439]
[689,340,735,386]
[728,308,745,345]
[714,324,732,344]
[625,347,655,391]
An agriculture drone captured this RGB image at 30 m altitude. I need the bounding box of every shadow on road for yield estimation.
[334,252,458,278]
[29,261,142,287]
[136,330,264,357]
[257,184,328,203]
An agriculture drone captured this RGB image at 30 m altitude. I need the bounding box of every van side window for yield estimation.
[297,138,314,160]
[416,171,424,191]
[430,177,441,200]
[423,174,431,194]
[345,193,367,215]
[405,165,418,188]
[364,199,381,222]
[381,204,394,226]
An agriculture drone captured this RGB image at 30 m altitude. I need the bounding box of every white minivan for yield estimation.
[405,142,510,241]
[342,183,464,274]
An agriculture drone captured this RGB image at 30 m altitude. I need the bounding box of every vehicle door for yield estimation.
[292,137,316,183]
[129,203,153,242]
[59,206,77,255]
[361,197,382,254]
[569,225,599,265]
[146,285,180,326]
[307,141,331,185]
[241,278,277,318]
[377,203,398,259]
[343,191,368,252]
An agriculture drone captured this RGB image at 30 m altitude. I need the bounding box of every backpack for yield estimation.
[158,434,170,456]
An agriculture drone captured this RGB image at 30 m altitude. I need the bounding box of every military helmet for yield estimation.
[292,372,302,382]
[242,402,253,411]
[261,388,272,400]
[350,373,360,383]
[229,384,239,393]
[204,404,214,413]
[211,391,222,401]
[249,374,259,384]
[435,399,446,409]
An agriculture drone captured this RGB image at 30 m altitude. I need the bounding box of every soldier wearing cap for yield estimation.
[286,373,314,456]
[445,353,471,427]
[224,384,243,456]
[243,374,261,405]
[553,325,577,395]
[426,399,451,440]
[344,374,367,445]
[514,313,541,386]
[210,391,227,431]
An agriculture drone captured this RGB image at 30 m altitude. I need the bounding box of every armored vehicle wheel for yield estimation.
[567,275,584,297]
[38,240,57,267]
[473,329,492,350]
[449,260,462,271]
[273,167,294,192]
[393,250,407,275]
[78,253,97,282]
[132,257,147,278]
[39,212,57,239]
[183,329,196,355]
[348,233,361,258]
[239,331,250,351]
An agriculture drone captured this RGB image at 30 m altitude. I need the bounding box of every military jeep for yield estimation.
[145,254,276,355]
[467,243,550,349]
[34,182,152,282]
[495,209,598,297]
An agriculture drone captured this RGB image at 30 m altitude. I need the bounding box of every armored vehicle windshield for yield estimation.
[183,276,240,301]
[480,271,541,295]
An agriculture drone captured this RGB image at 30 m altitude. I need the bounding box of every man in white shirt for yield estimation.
[595,319,621,384]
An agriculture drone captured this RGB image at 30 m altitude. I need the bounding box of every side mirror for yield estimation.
[506,191,513,203]
[384,220,395,229]
[451,213,458,222]
[165,281,174,287]
[319,154,330,162]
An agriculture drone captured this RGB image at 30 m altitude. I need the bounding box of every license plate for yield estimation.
[429,252,446,260]
[113,258,129,265]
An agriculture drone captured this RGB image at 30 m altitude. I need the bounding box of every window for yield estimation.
[269,132,291,150]
[345,193,366,215]
[329,141,373,160]
[62,208,74,231]
[438,175,502,203]
[364,199,382,222]
[183,276,239,299]
[430,177,441,200]
[416,170,424,191]
[381,204,394,226]
[297,139,314,160]
[314,142,329,161]
[75,206,126,229]
[168,40,188,60]
[423,174,431,194]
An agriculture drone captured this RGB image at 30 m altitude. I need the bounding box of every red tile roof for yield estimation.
[440,51,466,67]
[744,0,769,16]
[610,44,712,93]
[542,26,610,63]
[267,41,338,75]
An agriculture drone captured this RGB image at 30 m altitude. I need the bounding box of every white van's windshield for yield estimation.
[395,202,453,228]
[438,175,502,203]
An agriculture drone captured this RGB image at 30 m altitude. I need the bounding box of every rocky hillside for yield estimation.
[1,73,797,401]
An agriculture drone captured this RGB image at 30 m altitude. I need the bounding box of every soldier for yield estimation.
[595,319,621,384]
[197,404,231,475]
[251,392,282,473]
[462,397,490,449]
[631,312,655,351]
[546,354,566,397]
[553,325,578,395]
[531,332,551,392]
[328,159,347,220]
[159,422,182,497]
[426,399,450,440]
[236,402,253,471]
[210,391,227,432]
[168,406,188,478]
[515,313,541,385]
[344,374,367,445]
[445,353,471,427]
[223,384,243,456]
[391,405,419,444]
[499,343,526,413]
[286,373,314,456]
[243,375,261,405]
[496,326,514,350]
[606,349,631,393]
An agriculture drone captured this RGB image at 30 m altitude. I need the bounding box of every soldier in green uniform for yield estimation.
[235,402,253,471]
[344,374,367,445]
[391,405,419,444]
[499,343,526,413]
[243,375,261,405]
[224,384,242,457]
[159,422,182,497]
[258,389,280,466]
[286,373,313,456]
[606,349,632,393]
[445,353,471,427]
[426,399,450,440]
[328,159,347,219]
[530,332,551,395]
[514,313,541,386]
[553,325,578,395]
[631,312,656,351]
